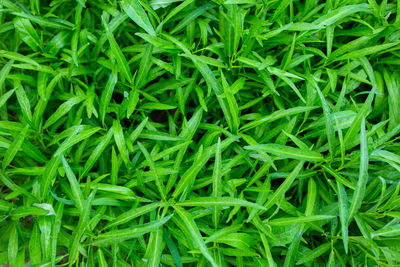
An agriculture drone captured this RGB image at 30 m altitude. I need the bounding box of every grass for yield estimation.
[0,0,400,266]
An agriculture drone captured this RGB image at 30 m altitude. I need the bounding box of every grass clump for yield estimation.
[1,0,400,266]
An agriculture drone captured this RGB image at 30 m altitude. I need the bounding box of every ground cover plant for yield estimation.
[0,0,400,266]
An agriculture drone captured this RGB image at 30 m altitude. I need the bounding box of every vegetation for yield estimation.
[0,0,400,266]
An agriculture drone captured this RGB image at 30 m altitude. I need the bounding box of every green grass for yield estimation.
[1,0,400,266]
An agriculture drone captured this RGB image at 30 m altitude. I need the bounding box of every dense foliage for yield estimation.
[1,0,400,266]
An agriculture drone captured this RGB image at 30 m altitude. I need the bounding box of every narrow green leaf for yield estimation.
[349,118,368,221]
[212,138,222,228]
[104,202,165,230]
[337,181,349,253]
[97,249,108,267]
[121,0,156,36]
[29,223,41,264]
[305,178,317,216]
[372,225,400,238]
[40,155,62,200]
[43,96,85,130]
[176,197,266,210]
[15,81,33,124]
[69,190,96,264]
[171,3,212,34]
[0,88,15,108]
[11,206,50,218]
[147,228,163,267]
[0,50,40,66]
[81,127,113,178]
[313,4,371,27]
[297,243,331,265]
[163,229,183,267]
[92,215,172,246]
[173,206,217,267]
[241,106,318,132]
[14,17,41,50]
[100,68,118,124]
[283,225,303,267]
[2,124,29,170]
[334,42,400,61]
[262,161,304,213]
[267,215,334,226]
[113,120,130,167]
[321,165,355,190]
[137,142,166,200]
[102,13,133,82]
[62,156,84,212]
[163,0,195,23]
[308,75,336,158]
[8,224,18,267]
[50,202,64,265]
[0,170,36,200]
[244,144,324,162]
